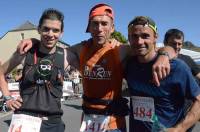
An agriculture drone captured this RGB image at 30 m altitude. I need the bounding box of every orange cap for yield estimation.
[86,3,114,32]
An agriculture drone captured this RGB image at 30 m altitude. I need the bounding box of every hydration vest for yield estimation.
[18,44,64,116]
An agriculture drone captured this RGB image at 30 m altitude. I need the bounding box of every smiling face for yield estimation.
[88,15,114,46]
[38,19,63,49]
[165,36,183,55]
[128,25,157,62]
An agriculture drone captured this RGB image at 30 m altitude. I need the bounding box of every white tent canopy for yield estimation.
[180,49,200,61]
[157,43,200,62]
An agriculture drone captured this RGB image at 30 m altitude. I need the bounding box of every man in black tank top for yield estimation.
[0,8,66,132]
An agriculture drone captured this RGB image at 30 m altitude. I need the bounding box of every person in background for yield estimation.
[14,68,23,82]
[164,28,200,83]
[164,28,200,130]
[71,68,80,96]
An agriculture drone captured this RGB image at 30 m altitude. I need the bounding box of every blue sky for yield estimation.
[1,0,200,46]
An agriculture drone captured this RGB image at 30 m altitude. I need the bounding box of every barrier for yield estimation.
[0,80,81,103]
[8,82,20,99]
[63,81,74,96]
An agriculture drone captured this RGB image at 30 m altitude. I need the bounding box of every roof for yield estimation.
[58,40,70,46]
[11,21,37,31]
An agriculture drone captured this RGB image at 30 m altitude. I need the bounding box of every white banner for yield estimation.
[8,82,20,99]
[8,82,19,91]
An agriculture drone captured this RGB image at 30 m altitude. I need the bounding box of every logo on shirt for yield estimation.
[83,65,112,80]
[35,59,53,83]
[37,59,52,77]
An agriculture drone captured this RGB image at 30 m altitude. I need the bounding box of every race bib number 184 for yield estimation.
[131,96,155,122]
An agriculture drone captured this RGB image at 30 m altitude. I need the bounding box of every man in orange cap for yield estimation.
[15,3,175,132]
[78,3,128,132]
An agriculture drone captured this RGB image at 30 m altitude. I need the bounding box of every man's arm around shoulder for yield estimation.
[2,51,25,74]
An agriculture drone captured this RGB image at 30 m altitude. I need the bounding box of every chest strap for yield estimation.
[82,95,130,116]
[82,94,112,105]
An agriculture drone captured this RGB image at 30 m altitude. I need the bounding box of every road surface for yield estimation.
[1,98,200,132]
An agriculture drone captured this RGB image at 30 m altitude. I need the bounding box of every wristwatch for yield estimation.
[3,95,14,102]
[158,51,170,59]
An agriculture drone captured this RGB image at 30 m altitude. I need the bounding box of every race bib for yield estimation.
[80,114,109,132]
[8,114,42,132]
[131,96,155,122]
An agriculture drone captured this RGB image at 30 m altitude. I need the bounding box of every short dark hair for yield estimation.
[39,8,64,32]
[128,16,157,33]
[164,28,184,44]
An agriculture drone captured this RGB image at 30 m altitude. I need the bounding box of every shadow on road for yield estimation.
[64,104,82,110]
[4,119,11,126]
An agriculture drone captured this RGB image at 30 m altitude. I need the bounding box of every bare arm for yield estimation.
[67,42,85,70]
[2,51,25,74]
[17,38,39,55]
[69,42,83,60]
[152,46,176,86]
[0,66,10,96]
[168,95,200,132]
[0,51,24,111]
[157,46,176,59]
[65,48,80,70]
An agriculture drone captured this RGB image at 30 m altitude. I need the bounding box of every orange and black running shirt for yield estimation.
[79,40,125,129]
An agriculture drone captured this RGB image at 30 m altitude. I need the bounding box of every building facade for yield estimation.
[0,21,69,64]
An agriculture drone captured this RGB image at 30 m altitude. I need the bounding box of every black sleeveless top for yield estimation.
[17,45,64,116]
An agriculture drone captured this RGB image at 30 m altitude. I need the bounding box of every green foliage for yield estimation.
[111,30,128,44]
[11,68,18,77]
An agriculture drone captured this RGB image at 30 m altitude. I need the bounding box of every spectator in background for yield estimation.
[14,68,22,82]
[71,69,80,96]
[164,28,200,83]
[67,66,81,97]
[164,28,200,131]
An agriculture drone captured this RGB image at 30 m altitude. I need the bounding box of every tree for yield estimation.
[111,30,127,44]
